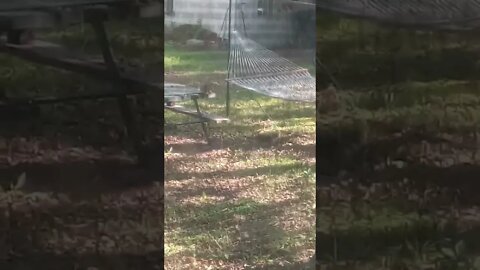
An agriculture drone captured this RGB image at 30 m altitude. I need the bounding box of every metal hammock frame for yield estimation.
[224,0,315,116]
[316,0,480,31]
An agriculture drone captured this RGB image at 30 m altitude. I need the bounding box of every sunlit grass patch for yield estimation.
[164,56,182,69]
[165,228,234,259]
[164,44,228,73]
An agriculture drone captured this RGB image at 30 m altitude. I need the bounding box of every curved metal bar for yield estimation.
[316,0,480,30]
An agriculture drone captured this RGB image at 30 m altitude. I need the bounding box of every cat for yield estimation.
[200,81,219,98]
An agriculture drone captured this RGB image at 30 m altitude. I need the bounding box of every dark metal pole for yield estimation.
[226,0,232,117]
[89,15,144,164]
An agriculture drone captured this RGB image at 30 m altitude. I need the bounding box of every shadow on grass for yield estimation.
[1,251,163,270]
[366,164,480,205]
[0,164,164,270]
[318,36,480,89]
[231,105,315,123]
[166,162,313,182]
[167,198,312,269]
[0,158,161,200]
[316,163,480,266]
[317,215,480,265]
[317,216,442,261]
[166,130,314,153]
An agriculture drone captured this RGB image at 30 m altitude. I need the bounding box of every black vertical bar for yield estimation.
[89,17,144,163]
[315,2,320,268]
[193,96,210,144]
[241,7,247,36]
[226,0,232,117]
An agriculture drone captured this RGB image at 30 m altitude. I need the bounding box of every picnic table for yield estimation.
[164,83,230,143]
[0,0,163,164]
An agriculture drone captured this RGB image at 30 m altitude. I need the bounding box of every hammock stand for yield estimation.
[224,0,316,116]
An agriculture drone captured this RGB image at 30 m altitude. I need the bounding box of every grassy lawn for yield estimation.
[164,42,316,269]
[317,16,480,269]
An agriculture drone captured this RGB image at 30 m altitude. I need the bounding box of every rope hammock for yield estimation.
[316,0,480,31]
[227,30,315,102]
[224,0,315,109]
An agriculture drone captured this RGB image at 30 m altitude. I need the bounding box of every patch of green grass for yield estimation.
[166,200,292,258]
[172,202,247,227]
[164,44,228,73]
[164,56,182,69]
